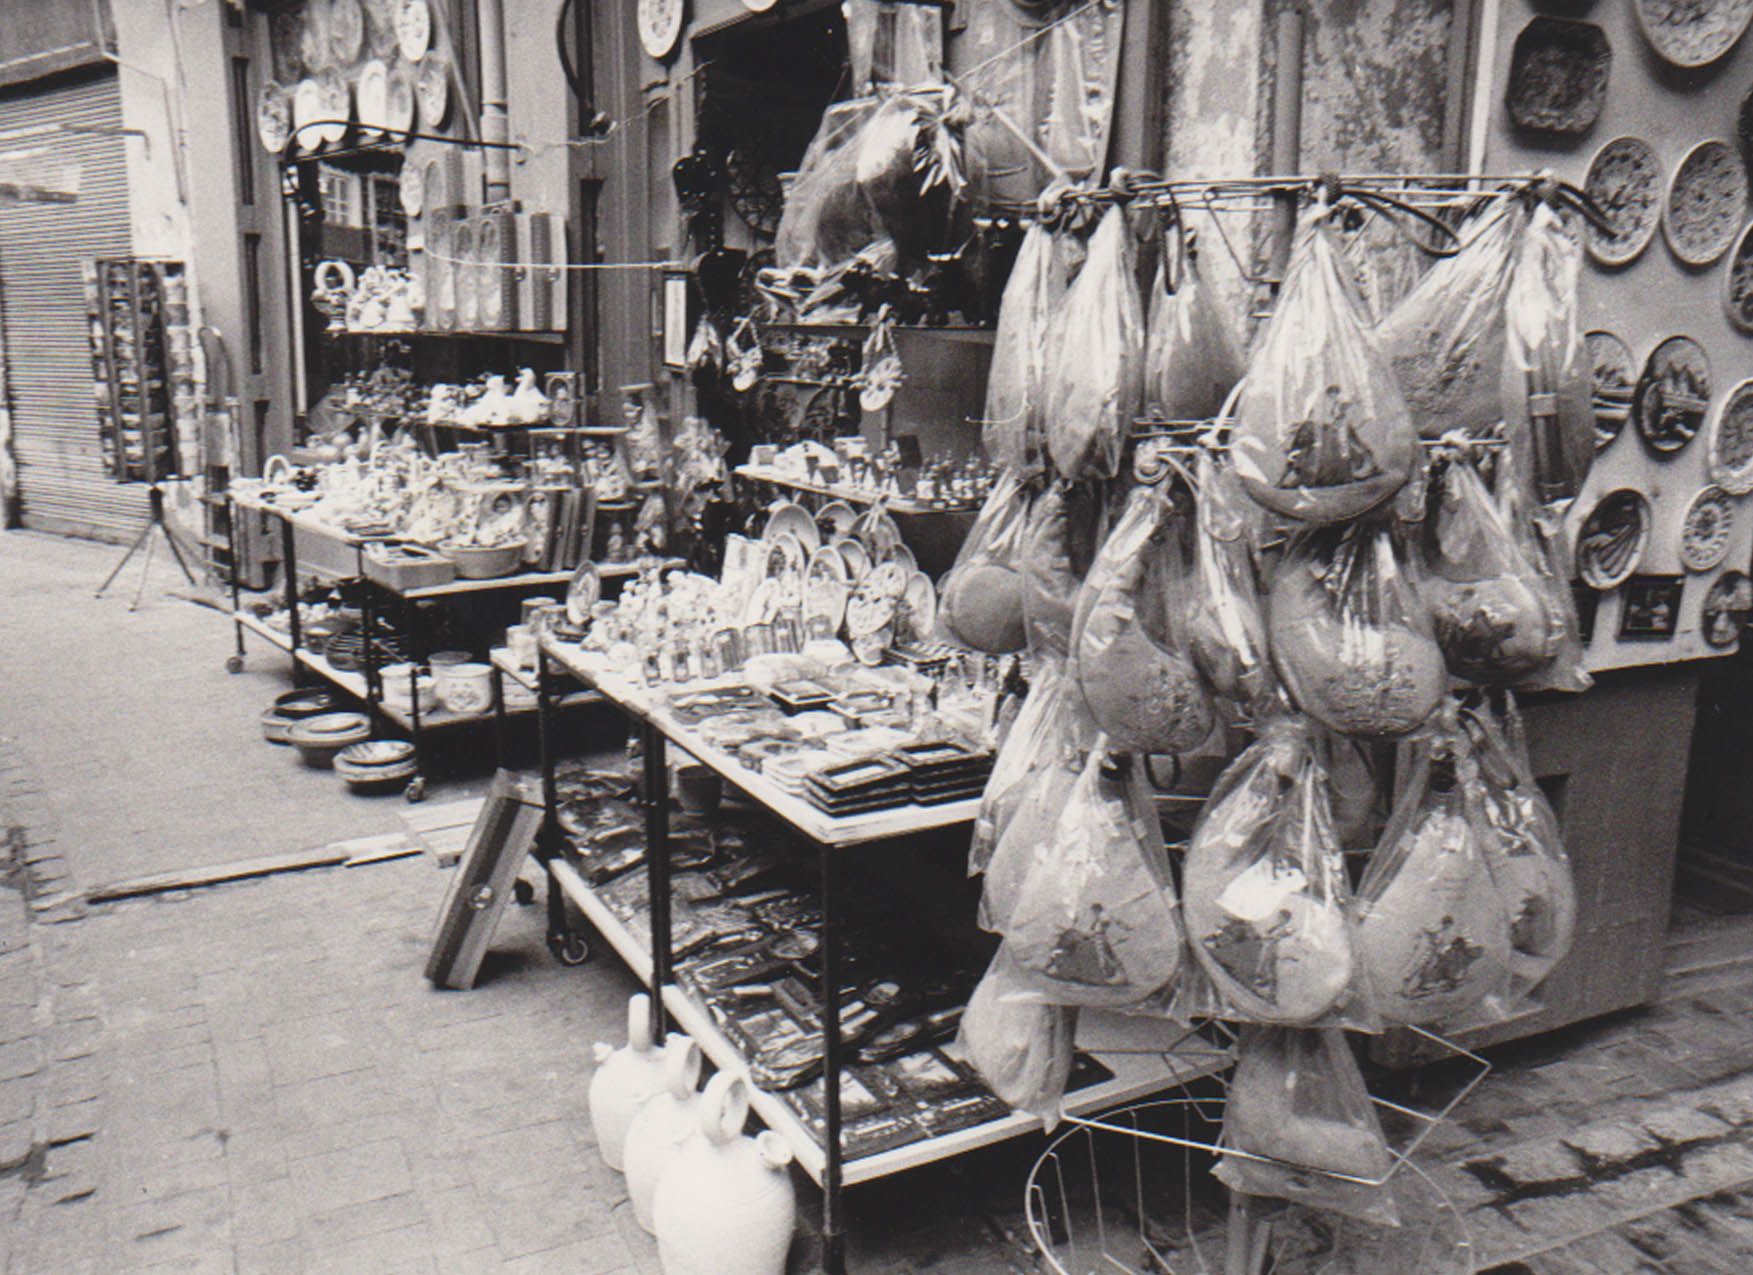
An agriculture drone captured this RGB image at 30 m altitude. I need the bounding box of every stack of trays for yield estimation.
[804,756,914,816]
[892,740,993,806]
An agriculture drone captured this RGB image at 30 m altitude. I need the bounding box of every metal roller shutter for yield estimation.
[0,72,143,542]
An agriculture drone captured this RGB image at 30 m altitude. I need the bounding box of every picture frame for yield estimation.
[661,269,692,372]
[1618,574,1685,641]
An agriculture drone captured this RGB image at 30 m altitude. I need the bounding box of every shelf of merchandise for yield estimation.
[323,327,567,345]
[535,636,1206,1273]
[395,559,649,602]
[734,465,982,518]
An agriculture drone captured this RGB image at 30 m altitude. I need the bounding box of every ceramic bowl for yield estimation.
[287,712,371,768]
[273,688,339,720]
[442,541,523,579]
[437,662,493,714]
[260,708,295,745]
[379,662,438,714]
[337,739,416,769]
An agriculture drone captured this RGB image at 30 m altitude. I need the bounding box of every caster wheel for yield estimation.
[513,877,535,906]
[404,777,427,803]
[549,933,590,966]
[225,654,245,674]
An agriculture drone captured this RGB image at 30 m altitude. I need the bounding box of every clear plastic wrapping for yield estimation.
[1182,720,1368,1027]
[854,87,977,273]
[1232,204,1417,524]
[984,224,1073,473]
[1004,750,1186,1009]
[1354,736,1513,1030]
[1186,453,1277,713]
[1269,520,1446,739]
[1069,485,1217,755]
[957,944,1075,1128]
[939,470,1032,654]
[1379,196,1528,439]
[1045,206,1144,481]
[1419,454,1557,684]
[1215,1025,1400,1228]
[1144,237,1245,422]
[970,660,1072,876]
[774,98,886,274]
[1020,480,1100,661]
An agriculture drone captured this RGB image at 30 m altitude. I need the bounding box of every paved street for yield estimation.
[4,528,1753,1272]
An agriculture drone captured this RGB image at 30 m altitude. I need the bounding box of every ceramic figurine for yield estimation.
[587,994,668,1172]
[622,1034,703,1233]
[508,368,549,424]
[653,1072,796,1275]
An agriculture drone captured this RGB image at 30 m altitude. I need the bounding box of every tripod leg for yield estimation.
[96,520,152,599]
[160,518,197,586]
[130,520,158,612]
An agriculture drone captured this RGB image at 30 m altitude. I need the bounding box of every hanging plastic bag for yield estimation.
[1004,750,1186,1009]
[855,86,977,273]
[939,470,1032,654]
[984,223,1073,473]
[1419,454,1558,684]
[1144,233,1245,422]
[1020,480,1100,660]
[1185,452,1277,713]
[1069,485,1216,754]
[970,661,1073,876]
[1379,195,1529,439]
[1462,700,1576,1001]
[957,945,1075,1129]
[1215,1025,1400,1228]
[1501,201,1593,512]
[1045,205,1144,481]
[1182,720,1368,1027]
[774,98,887,273]
[1354,732,1514,1029]
[1232,202,1417,524]
[1270,520,1445,739]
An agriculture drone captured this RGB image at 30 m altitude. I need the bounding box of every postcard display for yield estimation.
[1484,2,1753,664]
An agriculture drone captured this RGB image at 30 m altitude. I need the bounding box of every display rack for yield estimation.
[83,258,195,484]
[534,638,1215,1274]
[734,464,985,516]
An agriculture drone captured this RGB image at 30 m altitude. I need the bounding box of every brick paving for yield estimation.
[5,526,1753,1271]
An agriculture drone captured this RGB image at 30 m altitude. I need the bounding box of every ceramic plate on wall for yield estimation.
[1709,378,1753,494]
[1680,485,1737,572]
[256,81,293,154]
[1506,17,1611,136]
[1724,219,1753,333]
[329,0,366,66]
[354,59,388,136]
[1583,137,1662,267]
[396,0,431,62]
[1576,488,1652,590]
[292,79,323,153]
[416,54,450,130]
[1664,140,1748,268]
[1634,335,1712,456]
[1703,570,1753,647]
[300,0,334,74]
[315,70,350,147]
[1635,0,1753,68]
[1585,330,1635,449]
[384,64,416,136]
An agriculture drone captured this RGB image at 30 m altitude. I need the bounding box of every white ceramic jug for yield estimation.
[623,1034,704,1233]
[587,994,668,1172]
[653,1072,796,1275]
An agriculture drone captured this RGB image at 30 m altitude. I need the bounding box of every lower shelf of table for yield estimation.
[547,858,1211,1189]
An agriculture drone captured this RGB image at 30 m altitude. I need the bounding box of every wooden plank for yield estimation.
[88,843,352,902]
[401,797,483,834]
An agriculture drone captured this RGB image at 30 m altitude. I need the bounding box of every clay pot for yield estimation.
[623,1034,703,1233]
[654,1072,796,1275]
[587,994,668,1172]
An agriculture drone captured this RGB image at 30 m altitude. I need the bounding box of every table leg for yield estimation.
[492,665,508,769]
[820,842,845,1275]
[280,514,303,687]
[227,497,244,665]
[641,720,671,1042]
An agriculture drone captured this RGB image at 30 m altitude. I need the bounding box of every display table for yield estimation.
[536,637,1210,1275]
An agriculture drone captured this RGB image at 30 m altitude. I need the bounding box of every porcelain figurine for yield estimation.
[653,1072,796,1275]
[508,368,549,425]
[622,1034,703,1233]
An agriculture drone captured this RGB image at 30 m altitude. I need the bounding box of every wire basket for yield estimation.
[1025,1096,1476,1275]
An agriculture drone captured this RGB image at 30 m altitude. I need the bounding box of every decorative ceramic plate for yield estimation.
[832,536,870,579]
[1583,137,1662,267]
[338,739,415,767]
[1634,0,1753,68]
[256,81,293,153]
[292,79,323,153]
[899,570,936,643]
[638,0,686,60]
[329,0,366,66]
[398,155,424,217]
[300,0,333,74]
[1664,140,1747,267]
[416,54,449,130]
[565,561,601,626]
[883,543,919,575]
[763,531,808,585]
[853,508,903,558]
[384,64,416,136]
[396,0,431,62]
[815,500,858,540]
[355,59,388,136]
[804,548,850,635]
[315,71,350,146]
[1585,330,1636,449]
[1680,485,1736,571]
[1635,335,1711,455]
[1506,17,1612,136]
[1576,488,1652,589]
[763,502,820,553]
[1724,219,1753,333]
[1702,570,1753,646]
[1708,377,1753,493]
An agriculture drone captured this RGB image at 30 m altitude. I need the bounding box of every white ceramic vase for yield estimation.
[653,1072,796,1275]
[587,994,668,1172]
[623,1034,703,1233]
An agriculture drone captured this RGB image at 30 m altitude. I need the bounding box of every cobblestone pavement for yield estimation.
[5,527,1753,1272]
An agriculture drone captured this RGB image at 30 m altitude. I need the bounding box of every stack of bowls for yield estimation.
[335,740,417,792]
[261,688,340,744]
[287,712,372,768]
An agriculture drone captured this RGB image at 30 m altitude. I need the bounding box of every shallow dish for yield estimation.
[1634,335,1711,456]
[273,688,339,719]
[1663,139,1746,268]
[1506,17,1611,136]
[763,502,820,553]
[1723,219,1753,334]
[1634,0,1753,68]
[1585,330,1635,450]
[338,739,416,768]
[1576,489,1652,590]
[1708,377,1753,494]
[1680,485,1736,573]
[1582,137,1662,268]
[288,712,371,768]
[440,541,523,579]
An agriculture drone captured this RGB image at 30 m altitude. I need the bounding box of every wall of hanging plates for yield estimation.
[1484,0,1753,669]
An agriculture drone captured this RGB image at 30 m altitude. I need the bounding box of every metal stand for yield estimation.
[96,484,195,610]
